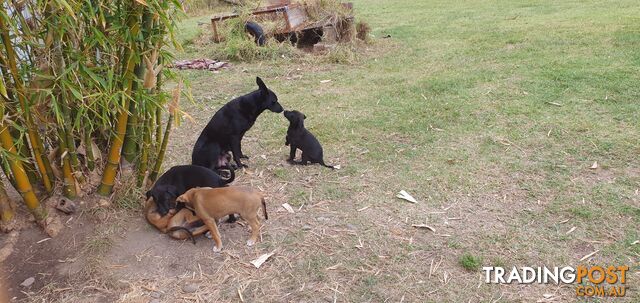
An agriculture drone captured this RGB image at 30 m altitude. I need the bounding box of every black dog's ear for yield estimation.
[256,77,267,92]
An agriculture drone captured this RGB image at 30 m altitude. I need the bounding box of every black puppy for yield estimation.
[146,165,235,216]
[284,110,335,169]
[192,77,283,169]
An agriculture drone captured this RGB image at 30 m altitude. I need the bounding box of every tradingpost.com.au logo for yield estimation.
[483,265,629,298]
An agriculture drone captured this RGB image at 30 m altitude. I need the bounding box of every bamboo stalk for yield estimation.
[0,10,54,193]
[137,111,151,186]
[0,179,14,223]
[154,56,164,151]
[149,114,172,182]
[121,67,143,163]
[122,6,153,164]
[150,81,180,182]
[97,2,143,196]
[0,156,17,189]
[57,128,77,198]
[155,106,162,151]
[0,121,46,221]
[9,128,40,185]
[2,74,38,188]
[84,120,95,171]
[60,99,84,183]
[0,177,14,224]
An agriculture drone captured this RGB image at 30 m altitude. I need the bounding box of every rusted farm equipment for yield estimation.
[211,0,354,45]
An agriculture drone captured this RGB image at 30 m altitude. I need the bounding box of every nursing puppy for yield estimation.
[144,196,211,244]
[284,110,335,169]
[175,186,268,252]
[145,165,235,216]
[192,77,283,169]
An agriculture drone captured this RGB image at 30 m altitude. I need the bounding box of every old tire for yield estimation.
[245,21,266,46]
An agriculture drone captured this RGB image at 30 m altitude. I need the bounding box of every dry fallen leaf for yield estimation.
[579,250,599,261]
[281,203,294,213]
[565,226,577,235]
[36,238,52,244]
[589,161,598,169]
[320,79,332,83]
[250,252,275,268]
[412,224,435,232]
[397,190,417,203]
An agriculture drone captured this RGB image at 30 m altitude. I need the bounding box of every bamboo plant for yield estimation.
[0,0,185,228]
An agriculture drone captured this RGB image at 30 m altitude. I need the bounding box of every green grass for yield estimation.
[459,253,483,271]
[96,1,640,302]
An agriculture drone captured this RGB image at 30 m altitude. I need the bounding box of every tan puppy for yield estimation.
[176,186,268,252]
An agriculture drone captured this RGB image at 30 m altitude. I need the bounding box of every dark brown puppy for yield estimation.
[176,186,268,252]
[284,110,335,169]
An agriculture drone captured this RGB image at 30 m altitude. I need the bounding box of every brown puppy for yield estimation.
[144,197,208,243]
[176,186,268,252]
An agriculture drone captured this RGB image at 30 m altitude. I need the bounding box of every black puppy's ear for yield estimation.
[256,77,267,91]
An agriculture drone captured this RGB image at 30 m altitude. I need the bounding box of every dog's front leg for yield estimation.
[287,145,297,162]
[230,136,248,168]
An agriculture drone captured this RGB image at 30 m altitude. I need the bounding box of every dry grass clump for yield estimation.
[212,18,299,61]
[302,0,353,25]
[356,21,372,42]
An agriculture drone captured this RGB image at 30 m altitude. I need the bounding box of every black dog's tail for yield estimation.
[217,165,235,184]
[261,197,268,220]
[167,226,196,245]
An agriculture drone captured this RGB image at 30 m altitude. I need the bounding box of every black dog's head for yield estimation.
[284,110,306,128]
[145,185,179,216]
[256,77,283,113]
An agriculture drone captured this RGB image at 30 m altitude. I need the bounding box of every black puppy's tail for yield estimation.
[167,226,196,245]
[217,165,235,184]
[261,197,268,220]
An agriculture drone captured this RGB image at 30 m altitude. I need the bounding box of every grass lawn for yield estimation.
[157,1,640,301]
[6,0,638,302]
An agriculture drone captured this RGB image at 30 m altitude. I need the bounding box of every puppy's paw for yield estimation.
[205,231,212,239]
[212,245,222,252]
[246,239,256,246]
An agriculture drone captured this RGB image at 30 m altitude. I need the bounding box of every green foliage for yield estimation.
[0,0,185,200]
[459,253,482,271]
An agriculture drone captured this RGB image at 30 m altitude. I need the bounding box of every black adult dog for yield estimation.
[146,165,235,216]
[284,110,335,169]
[192,77,283,169]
